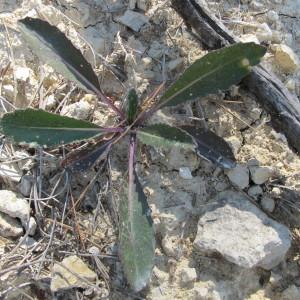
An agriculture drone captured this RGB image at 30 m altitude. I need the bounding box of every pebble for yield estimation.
[18,174,33,197]
[45,95,57,109]
[179,167,193,179]
[274,44,300,73]
[250,166,273,184]
[0,212,23,238]
[247,185,263,199]
[255,23,273,42]
[61,100,92,120]
[226,165,249,189]
[261,196,275,213]
[51,255,97,292]
[194,191,291,269]
[14,66,31,82]
[2,84,14,99]
[0,190,30,226]
[116,10,149,32]
[27,217,37,236]
[179,267,197,286]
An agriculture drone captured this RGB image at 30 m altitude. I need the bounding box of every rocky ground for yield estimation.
[0,0,300,299]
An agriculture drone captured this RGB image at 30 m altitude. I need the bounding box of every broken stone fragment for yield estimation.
[51,255,97,292]
[273,44,300,73]
[249,166,273,185]
[0,212,23,238]
[116,10,149,32]
[226,164,249,189]
[194,191,291,270]
[0,190,30,226]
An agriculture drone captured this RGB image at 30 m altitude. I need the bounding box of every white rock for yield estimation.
[179,267,197,286]
[226,165,249,189]
[27,217,37,236]
[0,212,23,238]
[14,67,31,82]
[168,58,184,71]
[20,236,39,249]
[285,78,297,93]
[274,44,300,73]
[192,286,209,299]
[51,255,97,292]
[179,167,193,179]
[61,100,92,120]
[261,196,275,213]
[250,166,273,184]
[0,190,30,226]
[2,84,14,99]
[281,285,300,300]
[267,10,279,22]
[225,136,242,156]
[45,95,57,109]
[247,185,263,198]
[250,1,264,9]
[256,23,273,42]
[194,191,291,269]
[240,34,260,45]
[116,10,149,32]
[0,163,22,182]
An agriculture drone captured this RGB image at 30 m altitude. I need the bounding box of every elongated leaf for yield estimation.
[137,123,194,150]
[0,109,105,147]
[18,17,100,93]
[158,43,266,108]
[61,139,113,172]
[126,89,138,124]
[181,126,236,169]
[119,135,155,292]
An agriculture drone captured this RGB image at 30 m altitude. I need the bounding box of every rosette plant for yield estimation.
[0,17,266,292]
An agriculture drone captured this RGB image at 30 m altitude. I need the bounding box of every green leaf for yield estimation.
[137,124,195,150]
[18,17,100,93]
[119,170,155,292]
[0,109,104,147]
[126,89,138,124]
[158,43,266,108]
[181,126,236,169]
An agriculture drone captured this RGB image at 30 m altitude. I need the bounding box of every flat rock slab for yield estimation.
[116,10,149,32]
[194,191,291,270]
[51,255,97,292]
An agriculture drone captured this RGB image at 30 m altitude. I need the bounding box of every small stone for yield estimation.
[250,166,273,184]
[45,95,57,109]
[0,190,30,226]
[0,212,23,238]
[226,136,242,156]
[250,0,264,9]
[20,236,38,249]
[61,100,92,120]
[194,191,291,269]
[18,174,33,197]
[274,44,300,73]
[179,267,197,286]
[179,167,193,180]
[168,58,184,71]
[116,10,149,32]
[14,67,31,82]
[267,10,279,22]
[261,196,275,213]
[271,187,281,196]
[248,185,263,198]
[2,84,14,99]
[240,34,260,44]
[27,217,37,236]
[256,23,272,42]
[281,285,300,300]
[285,78,296,93]
[226,165,249,189]
[192,286,209,299]
[51,255,97,292]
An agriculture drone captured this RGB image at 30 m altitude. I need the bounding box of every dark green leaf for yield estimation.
[61,139,113,172]
[18,17,100,93]
[158,43,266,108]
[181,126,236,169]
[137,124,194,150]
[119,170,155,292]
[0,109,104,147]
[126,89,138,124]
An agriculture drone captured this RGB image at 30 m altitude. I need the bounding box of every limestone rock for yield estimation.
[51,255,97,292]
[178,267,197,286]
[0,212,23,238]
[274,44,300,73]
[61,100,92,120]
[250,166,273,184]
[116,10,149,32]
[226,165,249,189]
[194,191,291,269]
[0,190,30,226]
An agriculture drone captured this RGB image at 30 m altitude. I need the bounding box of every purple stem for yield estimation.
[128,133,137,198]
[95,90,125,120]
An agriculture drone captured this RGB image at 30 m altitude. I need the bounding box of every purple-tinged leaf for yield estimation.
[61,139,113,172]
[119,134,155,292]
[181,126,236,169]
